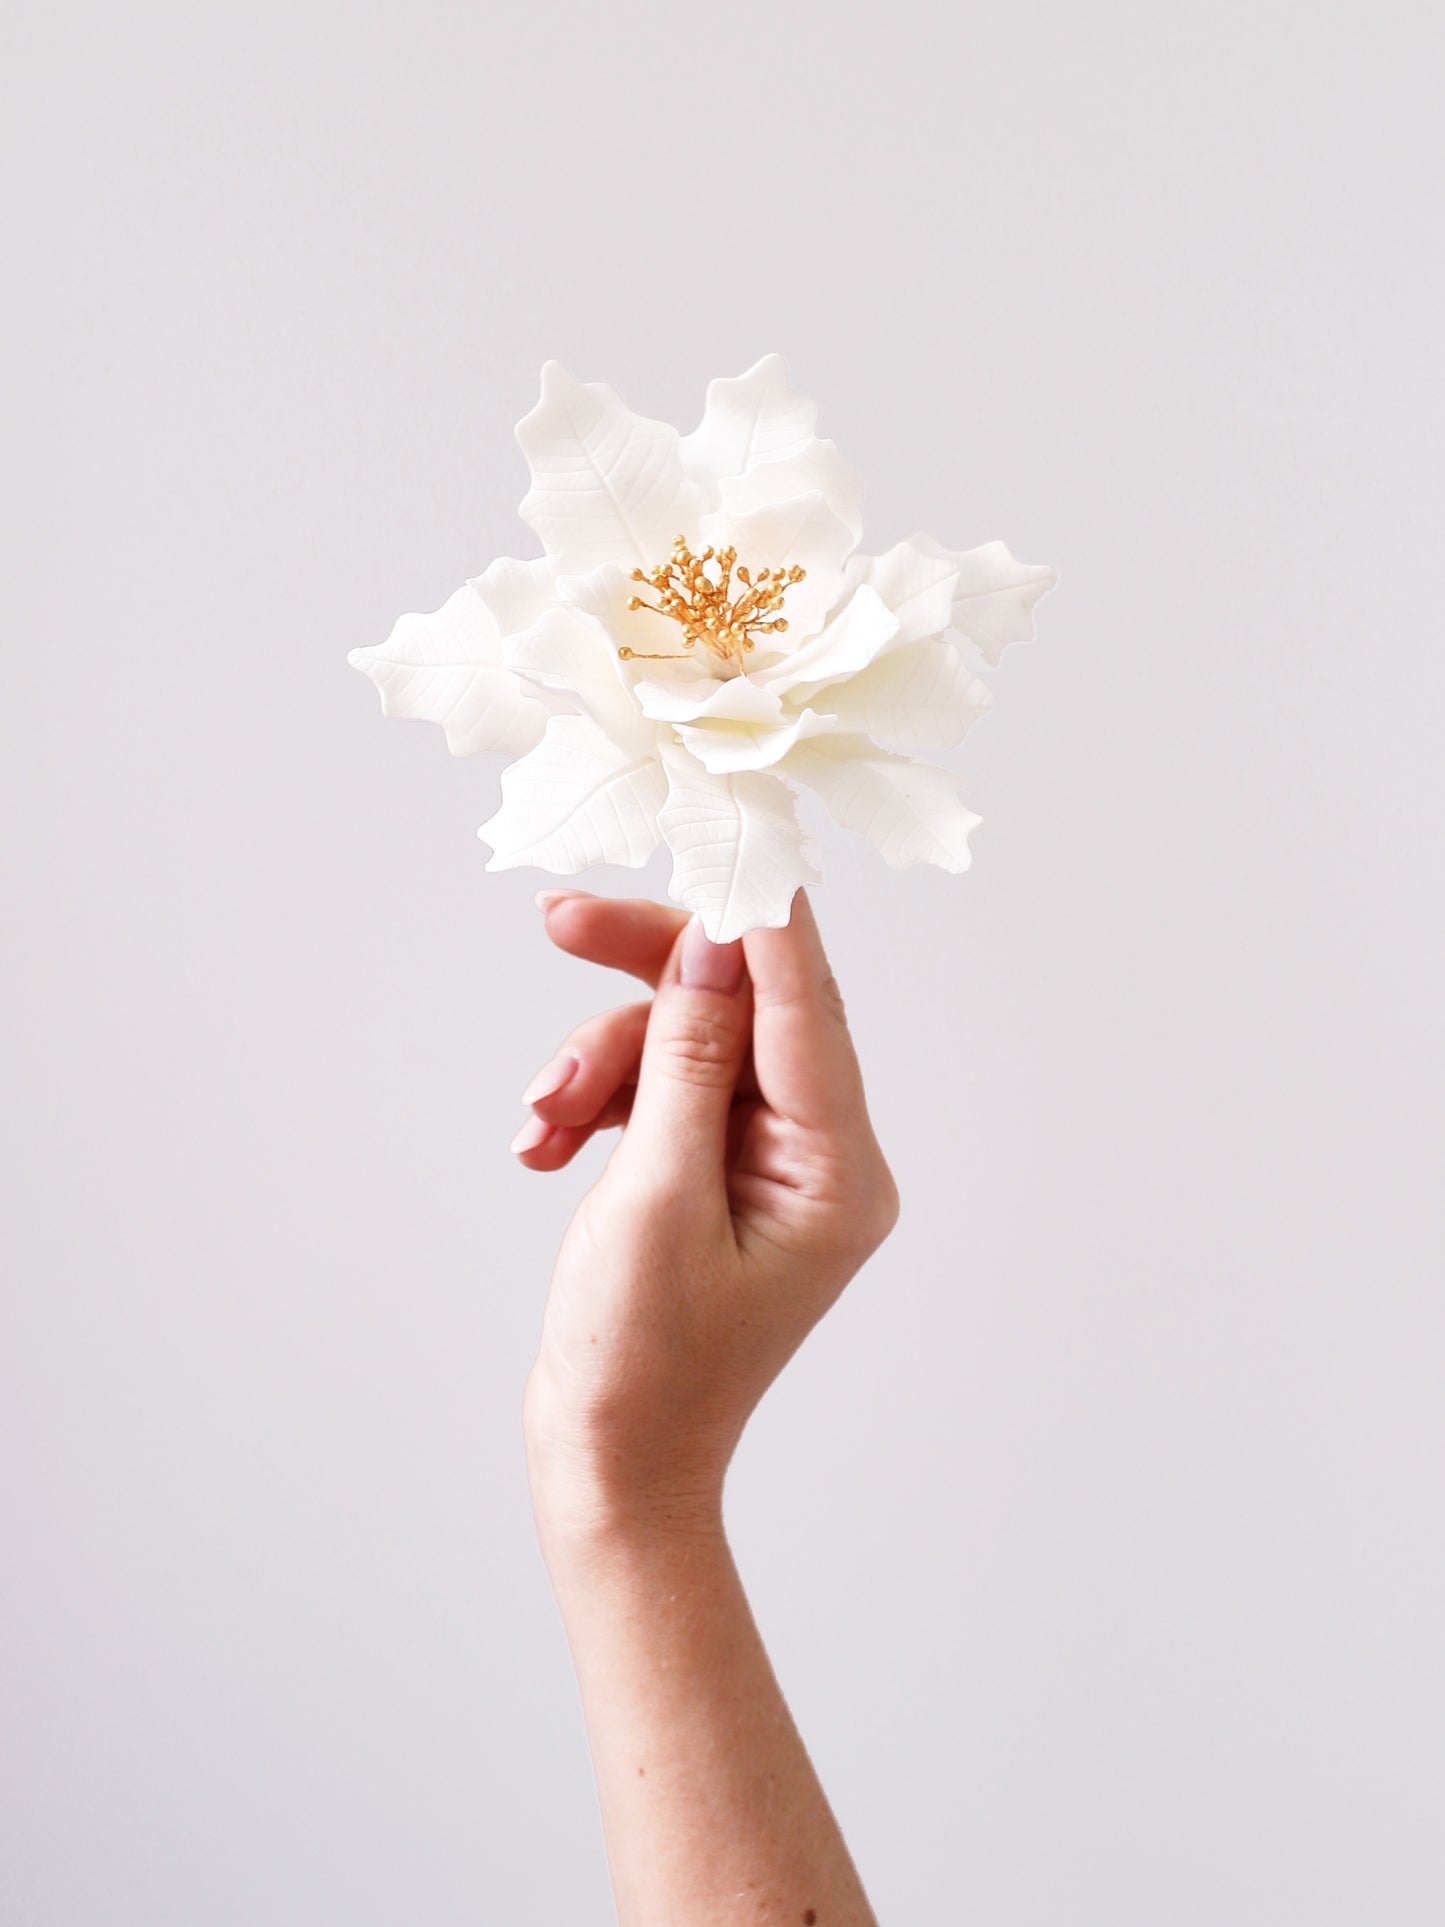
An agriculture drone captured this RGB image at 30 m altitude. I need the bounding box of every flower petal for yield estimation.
[467,554,559,637]
[913,535,1058,667]
[634,675,785,728]
[503,605,650,746]
[842,538,958,645]
[679,354,819,504]
[516,361,703,571]
[756,585,900,700]
[809,638,992,751]
[719,442,864,546]
[479,713,665,874]
[783,734,980,872]
[676,707,837,775]
[657,743,822,942]
[348,583,549,758]
[700,492,854,644]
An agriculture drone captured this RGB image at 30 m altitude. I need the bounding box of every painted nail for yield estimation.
[521,1051,580,1107]
[678,916,745,993]
[509,1114,554,1156]
[534,888,591,913]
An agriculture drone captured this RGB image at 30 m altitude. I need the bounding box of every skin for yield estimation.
[516,887,897,1925]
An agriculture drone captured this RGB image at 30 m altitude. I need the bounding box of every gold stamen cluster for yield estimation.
[622,535,805,669]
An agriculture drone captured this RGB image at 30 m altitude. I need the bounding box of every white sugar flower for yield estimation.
[350,356,1055,941]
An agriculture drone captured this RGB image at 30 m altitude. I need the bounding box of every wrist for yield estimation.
[523,1360,730,1568]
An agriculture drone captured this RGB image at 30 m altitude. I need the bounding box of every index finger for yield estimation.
[741,890,870,1134]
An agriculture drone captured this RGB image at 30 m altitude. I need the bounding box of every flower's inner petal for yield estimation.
[635,675,786,728]
[755,585,900,700]
[678,354,819,506]
[504,604,651,748]
[675,706,837,776]
[701,493,852,645]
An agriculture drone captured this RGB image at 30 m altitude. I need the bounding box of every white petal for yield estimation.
[467,554,559,637]
[515,362,703,572]
[679,354,819,504]
[914,535,1058,667]
[657,743,822,943]
[553,561,705,678]
[479,714,665,874]
[349,583,549,758]
[783,735,980,872]
[810,638,992,751]
[756,585,900,699]
[503,604,653,749]
[700,492,854,644]
[676,707,837,775]
[842,538,958,645]
[634,675,785,728]
[719,441,864,546]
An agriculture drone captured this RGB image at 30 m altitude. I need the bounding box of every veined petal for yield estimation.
[657,743,822,943]
[635,675,785,728]
[504,604,654,749]
[842,538,958,645]
[557,562,717,692]
[516,362,703,572]
[679,354,819,504]
[756,585,900,700]
[720,441,864,546]
[810,638,992,751]
[700,492,853,644]
[479,713,665,874]
[349,583,549,758]
[676,707,837,775]
[467,554,559,638]
[783,735,980,872]
[913,535,1058,667]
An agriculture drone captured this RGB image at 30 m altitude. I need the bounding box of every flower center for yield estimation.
[622,536,805,672]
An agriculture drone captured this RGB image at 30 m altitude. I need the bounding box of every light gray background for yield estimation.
[3,2,1441,1921]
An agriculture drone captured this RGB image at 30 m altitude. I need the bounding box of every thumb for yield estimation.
[618,916,753,1195]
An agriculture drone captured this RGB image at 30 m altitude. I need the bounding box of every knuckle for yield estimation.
[652,1009,743,1088]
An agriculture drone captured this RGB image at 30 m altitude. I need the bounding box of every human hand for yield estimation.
[516,890,899,1547]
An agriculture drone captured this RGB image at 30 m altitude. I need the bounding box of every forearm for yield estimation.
[538,1505,877,1926]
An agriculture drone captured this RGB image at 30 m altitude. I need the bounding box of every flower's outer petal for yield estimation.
[913,535,1058,667]
[479,713,666,874]
[756,586,900,700]
[657,742,822,943]
[679,354,819,504]
[467,554,560,637]
[700,492,853,644]
[719,442,864,546]
[349,583,549,758]
[634,675,785,728]
[783,735,981,871]
[676,707,837,775]
[502,605,650,748]
[810,639,992,751]
[842,538,958,646]
[516,362,704,572]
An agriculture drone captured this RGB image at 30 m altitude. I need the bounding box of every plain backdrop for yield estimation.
[3,2,1442,1921]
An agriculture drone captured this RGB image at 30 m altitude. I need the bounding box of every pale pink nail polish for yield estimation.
[678,916,745,993]
[509,1115,554,1156]
[534,888,591,913]
[521,1051,579,1107]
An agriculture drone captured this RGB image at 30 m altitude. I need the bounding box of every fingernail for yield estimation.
[522,1051,579,1107]
[678,916,745,993]
[509,1115,554,1156]
[535,889,590,913]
